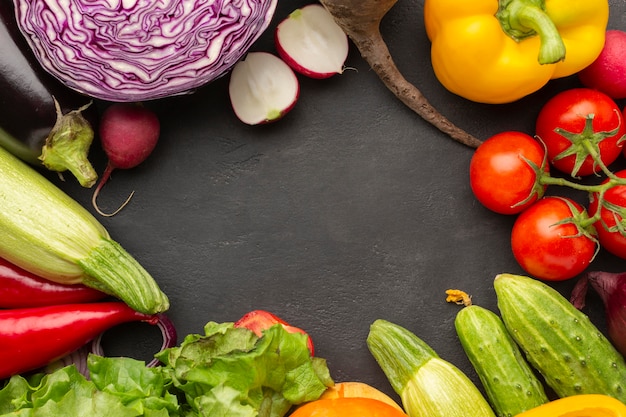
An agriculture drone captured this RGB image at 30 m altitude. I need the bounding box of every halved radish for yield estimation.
[275,4,349,79]
[228,52,300,125]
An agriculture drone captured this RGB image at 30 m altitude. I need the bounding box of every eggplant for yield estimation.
[0,1,97,187]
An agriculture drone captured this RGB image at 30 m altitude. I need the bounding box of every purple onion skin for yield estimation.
[13,0,278,102]
[587,271,626,357]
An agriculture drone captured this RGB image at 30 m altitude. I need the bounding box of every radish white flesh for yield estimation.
[229,52,300,125]
[275,4,349,79]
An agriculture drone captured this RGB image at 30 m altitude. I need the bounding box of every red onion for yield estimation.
[42,344,92,377]
[571,271,626,356]
[91,313,177,367]
[43,312,177,377]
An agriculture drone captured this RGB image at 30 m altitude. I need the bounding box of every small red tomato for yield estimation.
[588,169,626,259]
[511,196,598,281]
[535,88,625,177]
[469,131,548,215]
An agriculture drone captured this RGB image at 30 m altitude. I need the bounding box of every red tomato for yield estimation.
[588,169,626,259]
[535,88,625,177]
[511,196,598,281]
[469,131,548,215]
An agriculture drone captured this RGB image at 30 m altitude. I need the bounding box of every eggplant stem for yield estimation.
[0,126,41,165]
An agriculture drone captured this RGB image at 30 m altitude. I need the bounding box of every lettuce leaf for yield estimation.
[0,365,160,417]
[157,322,333,417]
[0,322,333,417]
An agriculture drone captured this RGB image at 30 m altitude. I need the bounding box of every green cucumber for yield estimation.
[455,304,548,417]
[494,273,626,401]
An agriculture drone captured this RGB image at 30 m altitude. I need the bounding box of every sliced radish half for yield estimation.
[275,4,349,79]
[229,52,300,125]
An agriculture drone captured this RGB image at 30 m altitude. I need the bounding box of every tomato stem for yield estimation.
[535,143,626,235]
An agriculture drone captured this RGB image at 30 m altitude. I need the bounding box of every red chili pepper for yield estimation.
[0,257,106,308]
[234,309,315,355]
[0,302,158,379]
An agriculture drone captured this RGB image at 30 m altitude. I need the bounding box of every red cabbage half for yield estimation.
[14,0,278,102]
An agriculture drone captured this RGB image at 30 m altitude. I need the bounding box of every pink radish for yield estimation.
[275,4,349,79]
[578,30,626,100]
[228,52,300,125]
[91,103,160,216]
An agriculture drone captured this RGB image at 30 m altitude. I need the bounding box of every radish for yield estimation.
[228,52,300,125]
[578,30,626,100]
[275,4,349,79]
[91,103,160,217]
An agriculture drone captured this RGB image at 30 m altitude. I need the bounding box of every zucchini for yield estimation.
[494,273,626,401]
[455,304,549,417]
[0,145,169,314]
[367,319,496,417]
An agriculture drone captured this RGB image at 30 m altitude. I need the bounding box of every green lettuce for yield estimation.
[0,322,333,417]
[156,322,333,417]
[0,357,176,417]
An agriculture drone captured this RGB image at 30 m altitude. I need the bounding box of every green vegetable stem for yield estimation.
[523,116,626,233]
[39,99,98,188]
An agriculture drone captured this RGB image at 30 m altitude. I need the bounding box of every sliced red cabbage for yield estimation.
[14,0,278,102]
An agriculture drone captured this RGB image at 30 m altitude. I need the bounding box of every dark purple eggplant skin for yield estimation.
[0,1,93,152]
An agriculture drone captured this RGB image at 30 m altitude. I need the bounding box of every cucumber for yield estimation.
[455,304,549,417]
[494,273,626,401]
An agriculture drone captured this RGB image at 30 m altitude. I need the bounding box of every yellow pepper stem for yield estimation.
[497,0,566,64]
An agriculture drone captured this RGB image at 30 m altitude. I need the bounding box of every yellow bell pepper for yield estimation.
[514,394,626,417]
[424,0,609,103]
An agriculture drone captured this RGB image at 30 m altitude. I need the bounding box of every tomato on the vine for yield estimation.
[511,196,598,281]
[535,88,625,177]
[469,131,548,215]
[589,169,626,260]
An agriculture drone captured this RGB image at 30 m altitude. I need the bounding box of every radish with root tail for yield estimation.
[92,103,160,217]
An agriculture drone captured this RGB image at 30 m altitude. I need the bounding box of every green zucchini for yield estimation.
[455,304,548,417]
[367,319,496,417]
[0,145,168,314]
[494,273,626,401]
